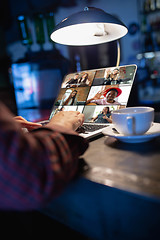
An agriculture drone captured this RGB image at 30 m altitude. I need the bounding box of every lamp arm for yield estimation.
[116,40,120,67]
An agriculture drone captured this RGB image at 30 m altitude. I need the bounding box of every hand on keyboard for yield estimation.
[76,126,86,133]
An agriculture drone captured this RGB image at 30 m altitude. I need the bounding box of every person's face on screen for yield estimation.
[74,74,79,79]
[103,107,109,114]
[71,90,77,97]
[106,90,118,102]
[111,69,119,79]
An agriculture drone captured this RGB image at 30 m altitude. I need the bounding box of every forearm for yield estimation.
[0,103,88,210]
[103,114,112,123]
[30,127,88,198]
[92,116,98,122]
[107,117,112,123]
[86,98,95,104]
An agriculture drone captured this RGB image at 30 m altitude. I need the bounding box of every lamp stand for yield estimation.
[116,40,120,67]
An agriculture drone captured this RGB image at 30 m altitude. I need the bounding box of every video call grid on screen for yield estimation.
[49,65,137,122]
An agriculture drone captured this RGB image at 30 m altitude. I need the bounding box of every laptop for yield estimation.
[41,64,137,140]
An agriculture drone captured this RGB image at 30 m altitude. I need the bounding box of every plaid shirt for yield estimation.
[0,103,88,210]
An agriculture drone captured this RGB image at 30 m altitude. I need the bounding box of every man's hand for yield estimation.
[47,111,84,131]
[14,116,42,131]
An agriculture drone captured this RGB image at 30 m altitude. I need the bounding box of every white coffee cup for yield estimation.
[111,107,154,136]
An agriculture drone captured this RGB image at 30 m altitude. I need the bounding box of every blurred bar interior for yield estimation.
[1,0,160,121]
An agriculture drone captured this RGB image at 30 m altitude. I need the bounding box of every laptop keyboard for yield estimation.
[76,124,107,133]
[38,120,107,133]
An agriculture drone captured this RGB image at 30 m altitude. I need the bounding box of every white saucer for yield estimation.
[102,123,160,143]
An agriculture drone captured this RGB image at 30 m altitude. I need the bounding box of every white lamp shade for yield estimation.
[50,7,128,46]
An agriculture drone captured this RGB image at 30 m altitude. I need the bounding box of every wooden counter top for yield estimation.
[82,135,160,200]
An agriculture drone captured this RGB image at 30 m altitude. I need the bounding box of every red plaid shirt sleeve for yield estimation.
[0,103,88,210]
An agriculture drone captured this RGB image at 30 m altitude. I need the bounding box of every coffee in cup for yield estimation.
[111,107,154,136]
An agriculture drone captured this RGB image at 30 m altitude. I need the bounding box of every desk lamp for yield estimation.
[50,7,128,66]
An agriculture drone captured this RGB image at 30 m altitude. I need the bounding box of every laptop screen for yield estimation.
[49,64,137,123]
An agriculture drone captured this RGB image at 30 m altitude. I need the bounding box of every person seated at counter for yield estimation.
[91,107,112,123]
[86,87,122,105]
[0,102,88,210]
